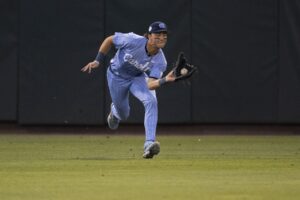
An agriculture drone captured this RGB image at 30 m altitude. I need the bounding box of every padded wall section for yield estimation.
[192,0,278,123]
[3,0,300,125]
[19,0,105,124]
[0,0,18,120]
[278,0,300,123]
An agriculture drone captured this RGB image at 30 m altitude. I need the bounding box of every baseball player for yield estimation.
[81,21,176,159]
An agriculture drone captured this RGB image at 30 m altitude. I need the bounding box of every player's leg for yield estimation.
[106,68,131,129]
[130,76,158,141]
[130,76,160,158]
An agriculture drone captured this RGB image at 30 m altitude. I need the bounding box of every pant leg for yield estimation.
[106,68,131,120]
[129,75,158,142]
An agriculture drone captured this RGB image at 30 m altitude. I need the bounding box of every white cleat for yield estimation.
[143,141,160,159]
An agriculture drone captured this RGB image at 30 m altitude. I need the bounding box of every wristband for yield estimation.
[95,52,106,63]
[159,77,167,86]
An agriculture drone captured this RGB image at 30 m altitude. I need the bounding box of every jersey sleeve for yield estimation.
[113,32,137,49]
[149,52,167,79]
[149,66,164,79]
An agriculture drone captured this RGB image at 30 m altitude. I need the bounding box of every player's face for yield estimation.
[149,32,167,48]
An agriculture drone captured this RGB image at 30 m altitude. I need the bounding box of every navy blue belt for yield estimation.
[108,66,144,78]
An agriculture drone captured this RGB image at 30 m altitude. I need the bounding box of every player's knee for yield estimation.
[144,96,157,109]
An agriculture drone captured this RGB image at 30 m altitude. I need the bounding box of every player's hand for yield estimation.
[165,70,176,82]
[81,61,100,73]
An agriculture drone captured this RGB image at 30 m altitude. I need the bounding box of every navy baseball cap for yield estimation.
[148,21,168,33]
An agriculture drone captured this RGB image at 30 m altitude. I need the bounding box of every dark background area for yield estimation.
[0,0,299,125]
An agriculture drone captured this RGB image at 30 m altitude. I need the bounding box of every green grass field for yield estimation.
[0,133,299,200]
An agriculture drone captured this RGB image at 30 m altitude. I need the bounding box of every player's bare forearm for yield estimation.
[81,35,114,73]
[147,78,161,90]
[147,71,175,90]
[98,35,114,54]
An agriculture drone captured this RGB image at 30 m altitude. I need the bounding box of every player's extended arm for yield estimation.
[147,70,176,90]
[98,35,114,55]
[81,36,114,73]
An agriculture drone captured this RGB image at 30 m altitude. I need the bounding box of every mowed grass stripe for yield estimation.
[0,134,299,200]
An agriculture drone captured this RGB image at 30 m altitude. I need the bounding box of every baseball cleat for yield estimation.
[107,106,119,130]
[143,141,160,159]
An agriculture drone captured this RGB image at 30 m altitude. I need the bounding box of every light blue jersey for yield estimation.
[107,32,167,144]
[110,32,167,79]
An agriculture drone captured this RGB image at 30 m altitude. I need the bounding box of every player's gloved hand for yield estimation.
[172,52,197,81]
[81,61,100,73]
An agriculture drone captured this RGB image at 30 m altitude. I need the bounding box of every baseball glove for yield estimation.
[173,52,197,82]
